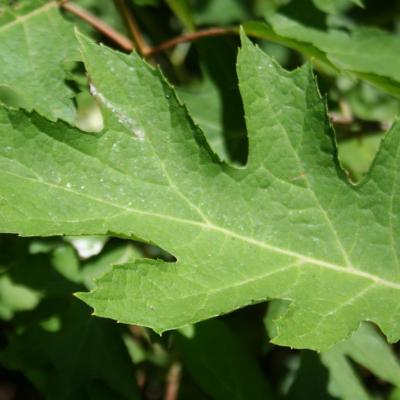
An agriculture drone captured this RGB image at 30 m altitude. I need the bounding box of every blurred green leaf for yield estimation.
[177,79,228,159]
[177,36,247,163]
[285,351,335,400]
[320,322,400,400]
[333,79,400,124]
[264,13,400,96]
[166,0,194,31]
[0,274,41,320]
[390,388,400,400]
[191,0,251,25]
[321,349,370,400]
[176,319,274,400]
[312,0,363,14]
[0,236,141,399]
[338,133,383,182]
[74,0,129,37]
[323,323,400,389]
[131,0,159,5]
[267,306,400,399]
[1,299,141,400]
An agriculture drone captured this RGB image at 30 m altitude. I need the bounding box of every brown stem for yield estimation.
[113,0,151,55]
[330,112,353,125]
[59,1,134,52]
[164,362,182,400]
[59,2,235,57]
[145,27,236,56]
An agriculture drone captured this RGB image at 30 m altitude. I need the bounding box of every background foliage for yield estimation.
[1,0,400,399]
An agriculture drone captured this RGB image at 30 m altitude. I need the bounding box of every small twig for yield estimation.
[59,1,134,52]
[330,100,354,125]
[334,121,386,141]
[114,0,152,55]
[330,112,353,125]
[164,362,182,400]
[136,368,147,389]
[59,2,236,57]
[145,27,236,56]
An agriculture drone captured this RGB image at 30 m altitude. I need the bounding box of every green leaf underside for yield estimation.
[1,32,400,351]
[0,1,78,122]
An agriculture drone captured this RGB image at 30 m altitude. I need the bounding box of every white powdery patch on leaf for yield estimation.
[89,83,145,141]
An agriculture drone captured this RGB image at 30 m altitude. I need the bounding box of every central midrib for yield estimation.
[2,168,400,290]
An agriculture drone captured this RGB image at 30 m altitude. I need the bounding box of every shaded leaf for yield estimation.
[191,0,251,26]
[312,0,363,14]
[176,319,274,400]
[322,323,400,399]
[1,299,141,400]
[285,351,335,400]
[245,15,400,96]
[0,274,41,320]
[266,14,400,96]
[0,236,141,399]
[338,133,383,182]
[165,0,194,31]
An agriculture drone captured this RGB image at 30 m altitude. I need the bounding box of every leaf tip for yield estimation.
[239,26,252,49]
[74,290,90,304]
[153,327,166,336]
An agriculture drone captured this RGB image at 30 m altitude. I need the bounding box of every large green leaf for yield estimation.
[0,1,78,122]
[1,32,400,351]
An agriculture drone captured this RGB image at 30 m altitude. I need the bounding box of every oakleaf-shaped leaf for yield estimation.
[1,32,400,351]
[0,1,78,122]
